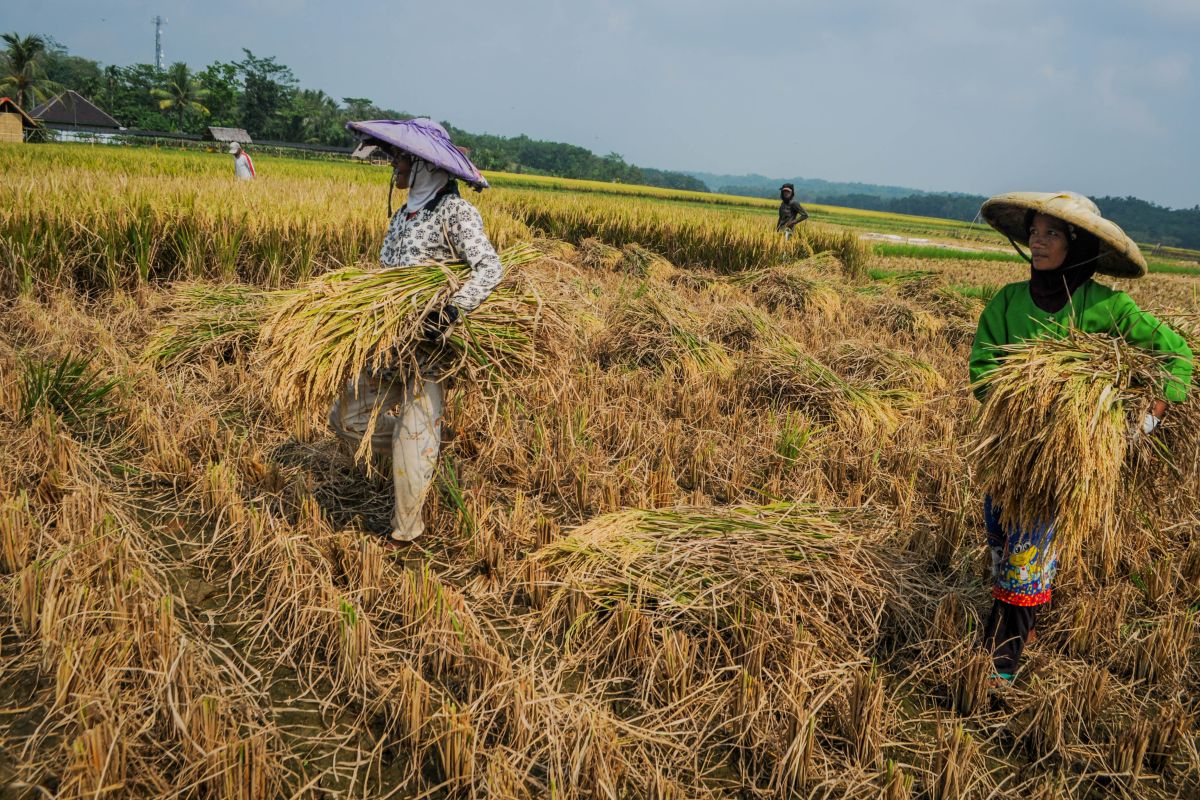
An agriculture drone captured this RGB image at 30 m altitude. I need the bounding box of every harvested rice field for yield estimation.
[1,144,1198,799]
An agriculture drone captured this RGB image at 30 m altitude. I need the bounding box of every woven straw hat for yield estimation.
[980,191,1146,278]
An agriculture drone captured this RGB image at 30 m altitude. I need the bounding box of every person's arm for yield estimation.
[792,201,809,225]
[968,290,1010,401]
[1109,292,1193,404]
[444,200,503,312]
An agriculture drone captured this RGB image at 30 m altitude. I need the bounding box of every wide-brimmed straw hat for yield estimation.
[980,191,1146,278]
[345,118,489,190]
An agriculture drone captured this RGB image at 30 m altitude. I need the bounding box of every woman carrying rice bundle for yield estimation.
[969,191,1193,684]
[329,118,500,549]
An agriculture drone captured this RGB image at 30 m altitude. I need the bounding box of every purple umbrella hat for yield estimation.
[346,118,489,190]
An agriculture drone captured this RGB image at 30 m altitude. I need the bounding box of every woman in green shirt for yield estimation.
[969,192,1193,683]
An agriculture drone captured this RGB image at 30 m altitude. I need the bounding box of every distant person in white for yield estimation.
[229,142,255,180]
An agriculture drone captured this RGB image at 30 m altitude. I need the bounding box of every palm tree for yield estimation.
[152,61,209,131]
[0,32,53,111]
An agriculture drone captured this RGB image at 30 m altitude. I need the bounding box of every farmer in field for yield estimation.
[230,142,255,180]
[969,191,1193,685]
[777,183,809,240]
[329,118,499,549]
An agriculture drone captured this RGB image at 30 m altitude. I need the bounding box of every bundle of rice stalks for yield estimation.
[528,504,913,667]
[259,244,549,420]
[618,243,676,281]
[591,291,731,375]
[577,237,624,271]
[971,330,1194,566]
[144,282,275,366]
[736,317,912,435]
[870,297,945,341]
[730,254,844,322]
[827,341,945,397]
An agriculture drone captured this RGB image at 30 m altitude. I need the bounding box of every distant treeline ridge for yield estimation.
[717,186,1200,250]
[6,35,707,192]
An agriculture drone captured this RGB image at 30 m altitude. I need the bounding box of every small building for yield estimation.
[31,90,121,131]
[351,142,390,163]
[205,126,252,144]
[0,97,39,143]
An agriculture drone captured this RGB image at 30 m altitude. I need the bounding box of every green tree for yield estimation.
[0,32,56,111]
[152,61,210,132]
[279,89,342,144]
[236,49,296,140]
[197,61,241,127]
[106,64,174,131]
[41,39,102,98]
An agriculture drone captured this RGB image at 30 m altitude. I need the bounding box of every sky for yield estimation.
[5,0,1198,207]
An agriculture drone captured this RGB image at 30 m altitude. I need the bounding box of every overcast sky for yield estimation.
[5,0,1198,207]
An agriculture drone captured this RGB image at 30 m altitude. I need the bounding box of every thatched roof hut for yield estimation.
[0,97,38,143]
[205,127,252,144]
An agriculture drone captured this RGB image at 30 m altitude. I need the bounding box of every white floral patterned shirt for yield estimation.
[379,193,503,312]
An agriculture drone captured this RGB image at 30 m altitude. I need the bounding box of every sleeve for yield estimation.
[1108,293,1194,402]
[794,201,809,222]
[968,289,1010,401]
[444,199,504,312]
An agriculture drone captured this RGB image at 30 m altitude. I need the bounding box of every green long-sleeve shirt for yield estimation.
[969,280,1194,403]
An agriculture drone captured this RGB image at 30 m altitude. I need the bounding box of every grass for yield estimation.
[20,354,119,426]
[873,243,1023,262]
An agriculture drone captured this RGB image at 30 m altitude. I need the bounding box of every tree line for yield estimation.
[723,185,1200,251]
[0,33,707,192]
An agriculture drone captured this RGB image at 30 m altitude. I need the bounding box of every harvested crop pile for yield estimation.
[590,290,731,374]
[731,254,844,322]
[971,330,1196,566]
[529,504,918,662]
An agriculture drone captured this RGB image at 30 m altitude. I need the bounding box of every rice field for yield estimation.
[1,142,1199,799]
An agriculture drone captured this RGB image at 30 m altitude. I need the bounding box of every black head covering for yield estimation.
[1025,211,1101,313]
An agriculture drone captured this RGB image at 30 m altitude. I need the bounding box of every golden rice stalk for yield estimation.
[258,243,547,425]
[971,330,1186,565]
[738,318,909,435]
[143,282,275,366]
[0,490,35,574]
[730,253,843,321]
[433,702,476,789]
[591,290,732,375]
[1146,701,1189,774]
[950,648,990,717]
[845,666,885,767]
[531,504,915,669]
[620,243,676,280]
[930,722,976,800]
[1108,718,1151,781]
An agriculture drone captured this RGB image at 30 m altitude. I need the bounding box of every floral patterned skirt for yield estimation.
[984,496,1056,607]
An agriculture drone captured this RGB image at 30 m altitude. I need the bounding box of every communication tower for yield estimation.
[153,16,167,69]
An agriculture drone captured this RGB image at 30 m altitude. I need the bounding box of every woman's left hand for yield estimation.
[1139,399,1169,437]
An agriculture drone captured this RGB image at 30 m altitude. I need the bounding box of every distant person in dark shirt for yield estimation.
[777,183,809,239]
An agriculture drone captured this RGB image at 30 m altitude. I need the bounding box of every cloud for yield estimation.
[4,0,1197,205]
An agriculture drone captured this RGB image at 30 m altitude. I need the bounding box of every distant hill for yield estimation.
[687,172,929,201]
[692,173,1200,250]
